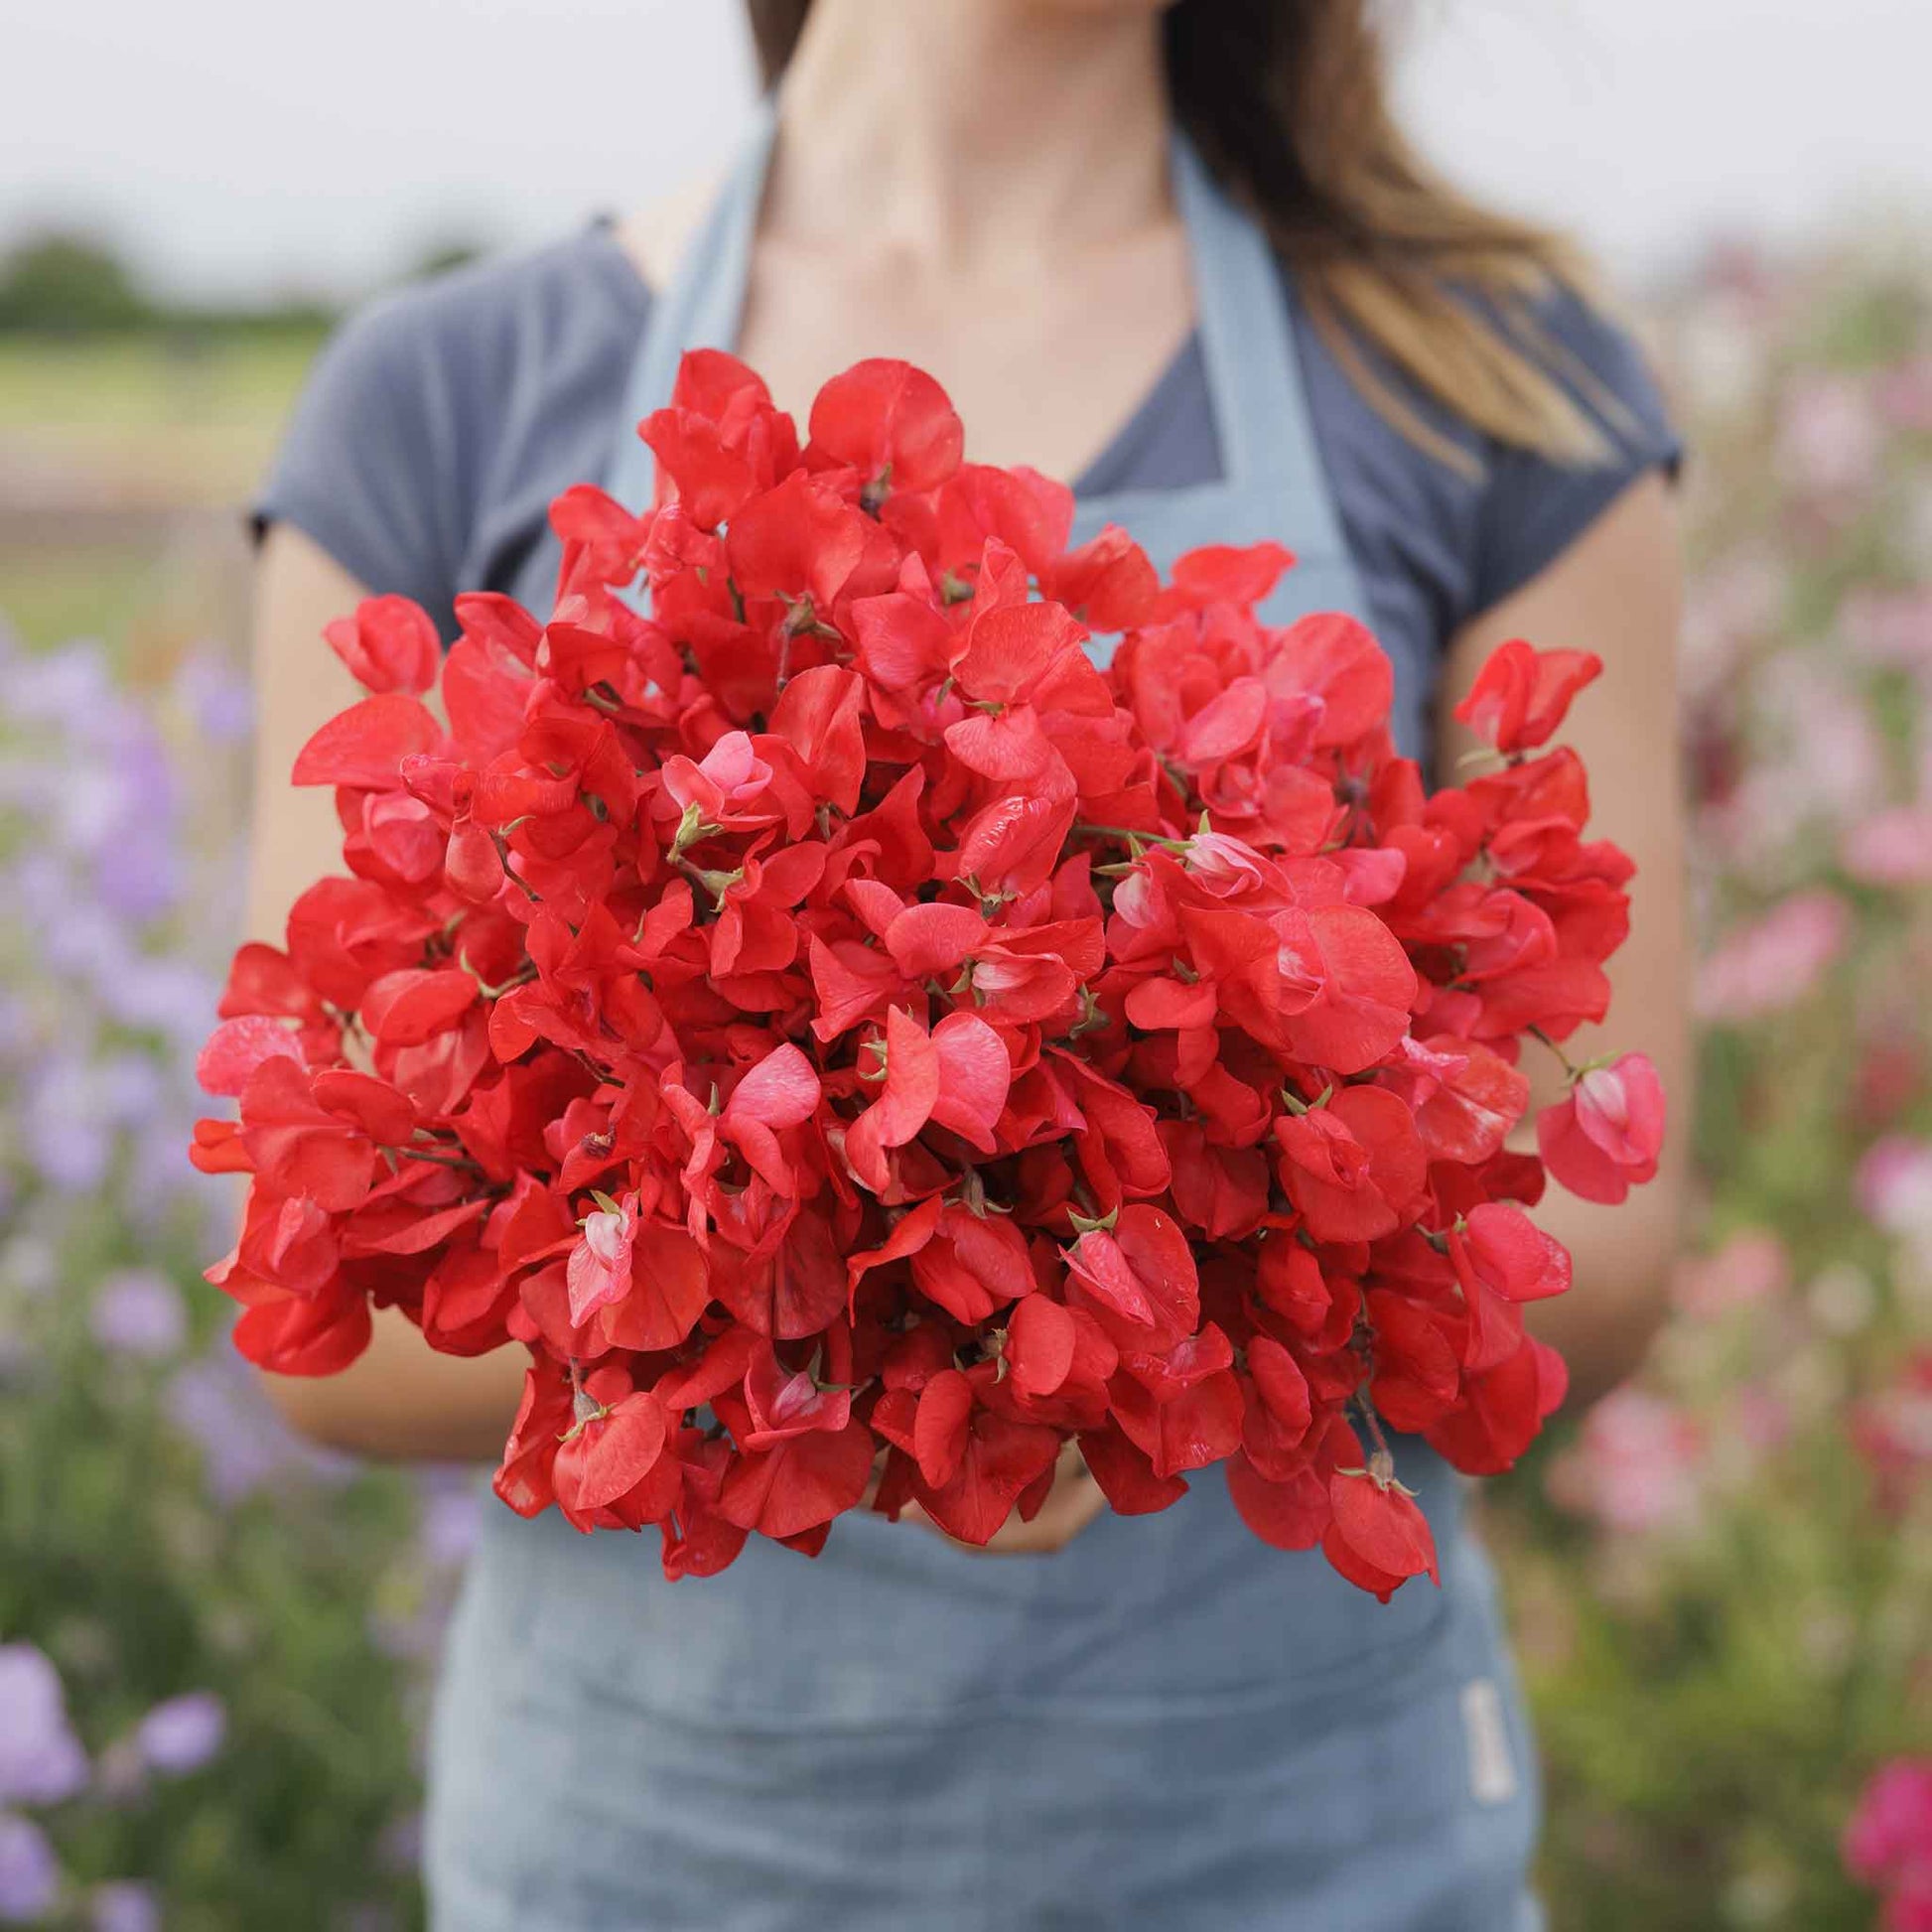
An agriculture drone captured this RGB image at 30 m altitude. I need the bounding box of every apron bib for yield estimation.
[427,100,1543,1932]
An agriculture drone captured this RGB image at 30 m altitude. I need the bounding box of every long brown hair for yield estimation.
[743,0,1624,476]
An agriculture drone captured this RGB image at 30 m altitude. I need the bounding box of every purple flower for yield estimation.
[417,1478,483,1571]
[175,646,254,746]
[134,1693,225,1776]
[377,1809,424,1873]
[0,1646,88,1807]
[166,1357,286,1504]
[9,640,113,727]
[166,1349,355,1504]
[0,1814,58,1924]
[98,956,216,1049]
[89,1882,160,1932]
[23,1073,114,1195]
[89,1270,186,1359]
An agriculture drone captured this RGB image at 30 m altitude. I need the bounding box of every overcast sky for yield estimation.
[4,0,1928,304]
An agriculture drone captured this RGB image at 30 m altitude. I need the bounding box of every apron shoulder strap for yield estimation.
[1170,131,1347,556]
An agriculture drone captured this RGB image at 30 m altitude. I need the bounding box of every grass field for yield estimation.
[0,331,326,657]
[0,332,323,433]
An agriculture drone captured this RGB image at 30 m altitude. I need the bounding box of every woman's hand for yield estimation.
[895,1441,1109,1557]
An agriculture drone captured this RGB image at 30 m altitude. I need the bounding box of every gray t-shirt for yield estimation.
[258,224,1679,701]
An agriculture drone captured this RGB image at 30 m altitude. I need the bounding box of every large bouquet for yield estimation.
[192,352,1662,1596]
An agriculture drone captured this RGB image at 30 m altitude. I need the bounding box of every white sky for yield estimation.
[3,0,1928,304]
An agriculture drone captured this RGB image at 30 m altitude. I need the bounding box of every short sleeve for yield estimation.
[1470,286,1683,617]
[253,286,474,628]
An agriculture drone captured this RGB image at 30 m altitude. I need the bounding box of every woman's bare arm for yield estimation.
[246,524,525,1461]
[1437,472,1692,1409]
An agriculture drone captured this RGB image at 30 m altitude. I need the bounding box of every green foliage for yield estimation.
[0,233,152,335]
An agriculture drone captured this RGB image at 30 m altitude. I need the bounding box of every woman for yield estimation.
[251,2,1690,1925]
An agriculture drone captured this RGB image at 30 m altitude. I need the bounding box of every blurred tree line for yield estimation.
[0,227,489,339]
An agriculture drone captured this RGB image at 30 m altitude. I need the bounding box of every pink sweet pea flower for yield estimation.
[1537,1052,1666,1204]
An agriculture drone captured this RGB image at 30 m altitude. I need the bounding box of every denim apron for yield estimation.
[426,105,1545,1932]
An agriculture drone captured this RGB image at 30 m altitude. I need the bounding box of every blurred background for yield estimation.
[2,3,1928,1927]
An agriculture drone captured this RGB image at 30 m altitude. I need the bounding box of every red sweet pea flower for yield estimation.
[1322,1466,1442,1600]
[1276,903,1419,1075]
[1266,612,1395,751]
[719,1044,823,1196]
[325,595,442,696]
[846,1008,1011,1190]
[1044,525,1160,631]
[1003,1293,1080,1399]
[718,1418,877,1541]
[1452,638,1602,755]
[741,1344,854,1449]
[907,1401,1062,1545]
[1064,1205,1200,1353]
[806,357,964,498]
[1449,1203,1573,1305]
[197,1015,304,1097]
[1112,1323,1246,1478]
[194,345,1652,1594]
[727,472,874,611]
[1154,541,1297,618]
[1425,1334,1569,1475]
[1537,1051,1667,1203]
[1388,1035,1529,1165]
[554,1382,674,1524]
[292,692,444,792]
[1274,1087,1427,1245]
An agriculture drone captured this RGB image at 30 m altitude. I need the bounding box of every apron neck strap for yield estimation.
[1169,129,1316,492]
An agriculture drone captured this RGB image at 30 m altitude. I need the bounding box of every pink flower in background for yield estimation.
[1674,1228,1791,1318]
[1733,1385,1793,1460]
[1776,373,1882,498]
[1550,1388,1705,1534]
[1854,1017,1929,1132]
[1768,658,1890,819]
[1858,1139,1932,1238]
[1851,1349,1932,1514]
[1697,891,1850,1023]
[1843,805,1932,888]
[1843,589,1932,671]
[1845,1759,1932,1931]
[1879,354,1932,433]
[1682,548,1787,691]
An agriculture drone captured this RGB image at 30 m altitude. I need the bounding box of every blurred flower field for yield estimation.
[1,244,1928,1928]
[1489,240,1932,1930]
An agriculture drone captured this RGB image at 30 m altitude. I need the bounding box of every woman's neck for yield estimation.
[769,0,1173,276]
